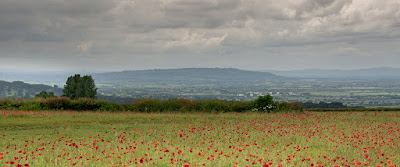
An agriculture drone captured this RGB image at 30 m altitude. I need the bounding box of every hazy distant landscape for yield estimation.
[267,67,400,79]
[1,67,400,108]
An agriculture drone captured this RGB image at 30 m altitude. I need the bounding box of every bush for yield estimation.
[0,97,307,113]
[253,95,275,112]
[0,98,24,109]
[163,99,184,111]
[177,99,201,112]
[201,100,230,113]
[123,103,139,112]
[0,98,9,109]
[100,102,125,111]
[35,91,56,99]
[229,101,253,112]
[163,99,200,112]
[41,97,71,110]
[19,98,43,111]
[133,99,163,112]
[275,101,304,112]
[70,98,101,111]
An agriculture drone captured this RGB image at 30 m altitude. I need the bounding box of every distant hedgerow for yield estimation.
[0,97,305,113]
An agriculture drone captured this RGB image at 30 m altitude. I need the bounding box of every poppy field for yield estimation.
[0,110,399,167]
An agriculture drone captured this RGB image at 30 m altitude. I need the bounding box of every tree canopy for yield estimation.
[35,91,56,99]
[253,95,275,112]
[63,74,97,99]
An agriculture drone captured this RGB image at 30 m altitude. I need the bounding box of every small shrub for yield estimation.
[134,99,163,112]
[275,101,304,112]
[123,103,139,112]
[19,98,43,111]
[202,100,230,113]
[0,98,8,109]
[230,101,253,112]
[163,99,199,112]
[164,99,184,111]
[70,98,101,111]
[41,97,72,110]
[178,99,201,112]
[1,98,24,109]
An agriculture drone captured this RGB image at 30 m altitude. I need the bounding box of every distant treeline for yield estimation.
[307,108,400,112]
[0,97,303,113]
[301,101,400,112]
[301,101,364,109]
[0,80,62,99]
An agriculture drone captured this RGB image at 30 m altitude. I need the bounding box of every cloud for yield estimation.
[0,0,399,72]
[163,31,227,52]
[76,41,93,54]
[299,0,400,35]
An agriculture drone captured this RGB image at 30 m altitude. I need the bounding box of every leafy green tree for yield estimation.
[35,91,56,98]
[253,95,275,112]
[63,74,97,99]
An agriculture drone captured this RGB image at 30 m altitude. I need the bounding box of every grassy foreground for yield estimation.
[0,111,399,167]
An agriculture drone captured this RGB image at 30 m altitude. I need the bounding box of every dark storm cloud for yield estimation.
[0,0,399,72]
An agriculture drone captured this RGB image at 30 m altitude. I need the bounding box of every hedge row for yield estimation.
[0,97,303,113]
[307,108,400,112]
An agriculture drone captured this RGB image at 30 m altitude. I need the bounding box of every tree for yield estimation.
[35,91,56,99]
[253,95,275,112]
[63,74,97,99]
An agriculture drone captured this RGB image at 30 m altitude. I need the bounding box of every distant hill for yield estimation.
[93,68,283,85]
[0,80,62,99]
[0,72,72,86]
[266,67,400,79]
[1,68,284,87]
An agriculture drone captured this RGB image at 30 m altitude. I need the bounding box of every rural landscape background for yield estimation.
[1,0,400,166]
[1,67,400,108]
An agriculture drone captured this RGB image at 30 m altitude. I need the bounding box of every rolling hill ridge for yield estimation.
[93,68,284,85]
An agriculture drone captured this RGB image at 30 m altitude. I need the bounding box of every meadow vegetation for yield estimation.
[0,111,399,166]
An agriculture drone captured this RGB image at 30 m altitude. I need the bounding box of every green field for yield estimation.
[1,111,399,166]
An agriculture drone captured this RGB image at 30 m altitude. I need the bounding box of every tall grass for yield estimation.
[1,111,399,166]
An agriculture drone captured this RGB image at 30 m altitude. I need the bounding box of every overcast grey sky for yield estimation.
[0,0,399,72]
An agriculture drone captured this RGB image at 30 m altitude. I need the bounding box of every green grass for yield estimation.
[310,92,350,96]
[0,110,399,166]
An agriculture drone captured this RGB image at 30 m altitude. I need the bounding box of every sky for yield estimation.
[0,0,400,73]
